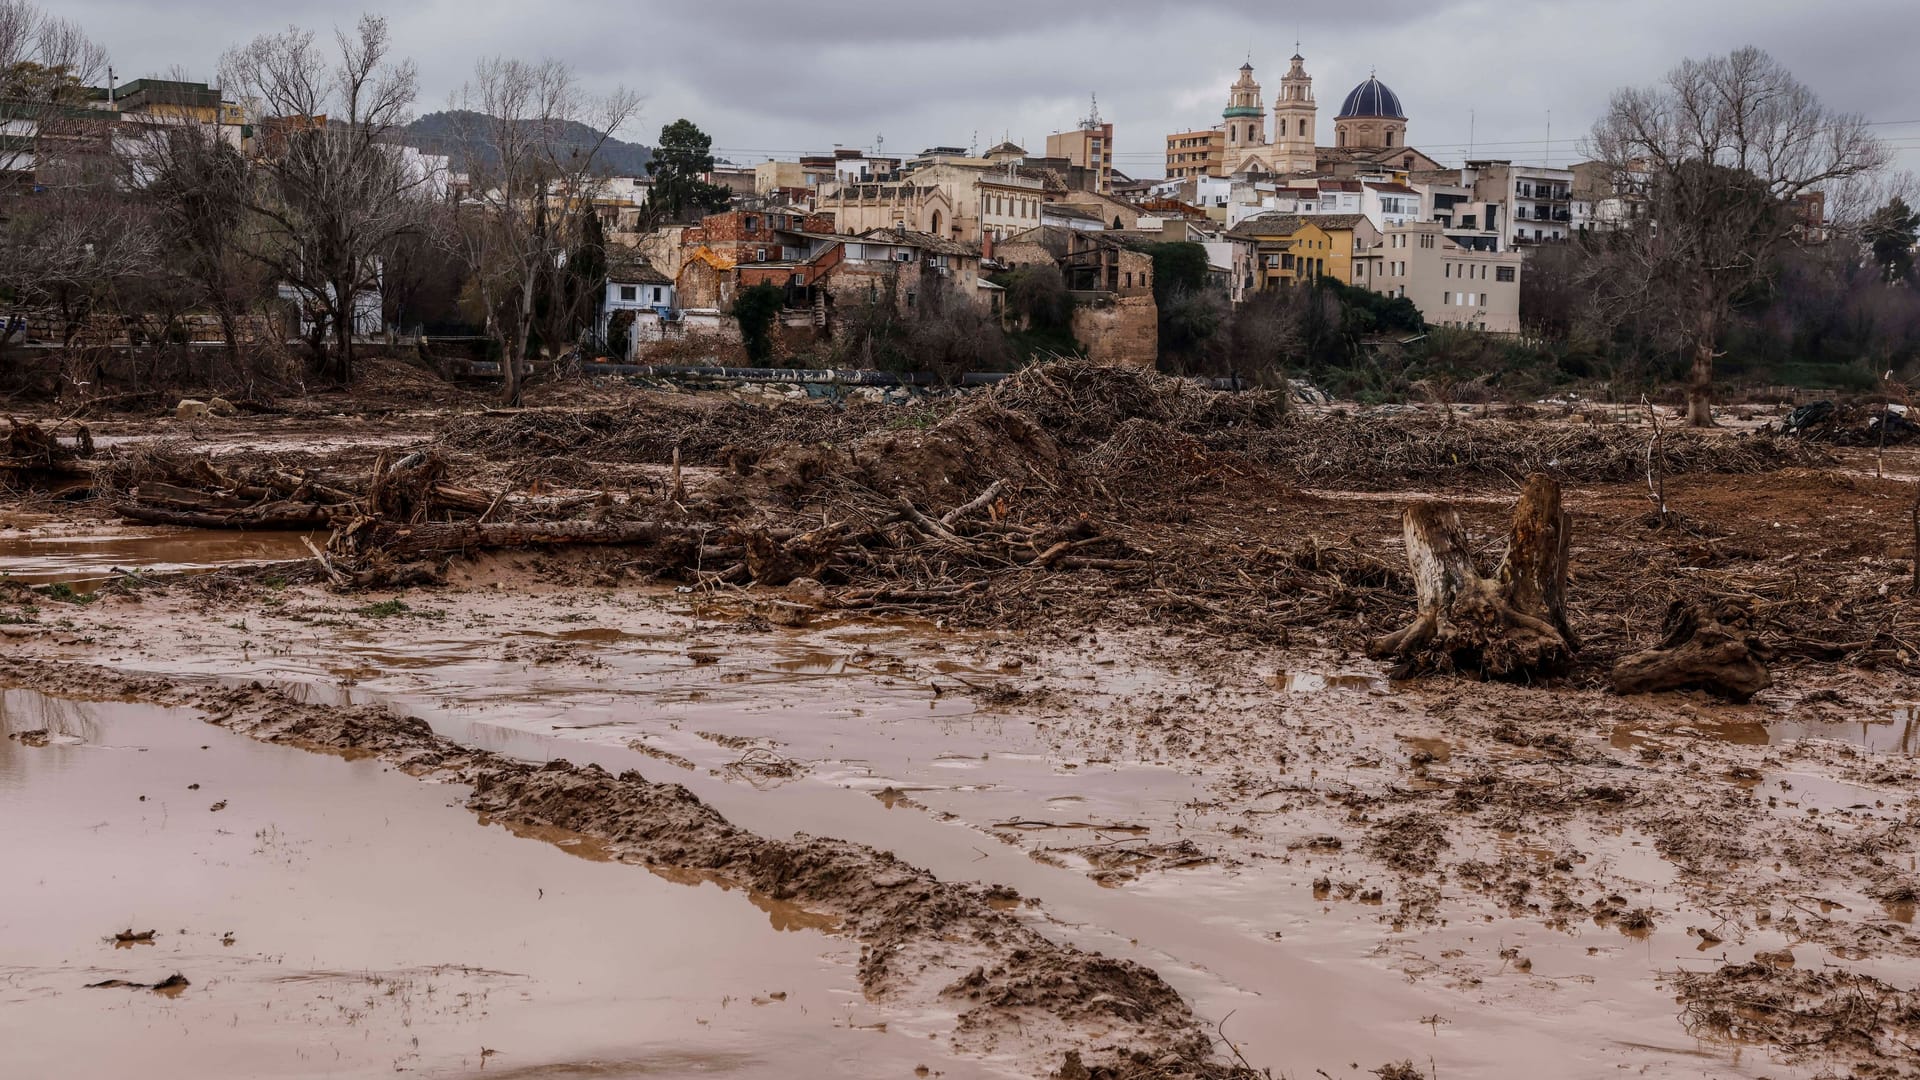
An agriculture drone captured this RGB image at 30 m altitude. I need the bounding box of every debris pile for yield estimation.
[1,417,92,488]
[1779,399,1919,445]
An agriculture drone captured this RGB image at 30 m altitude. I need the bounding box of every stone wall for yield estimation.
[1070,294,1158,368]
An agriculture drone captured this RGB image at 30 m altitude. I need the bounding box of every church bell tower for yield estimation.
[1273,49,1316,174]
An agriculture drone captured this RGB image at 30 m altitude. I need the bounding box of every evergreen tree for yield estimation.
[733,283,784,363]
[1864,197,1920,285]
[646,119,733,224]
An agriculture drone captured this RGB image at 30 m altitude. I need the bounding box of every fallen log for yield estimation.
[331,518,800,562]
[114,502,335,529]
[1611,599,1771,702]
[1368,473,1577,679]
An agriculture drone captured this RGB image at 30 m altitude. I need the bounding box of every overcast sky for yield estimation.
[65,0,1920,178]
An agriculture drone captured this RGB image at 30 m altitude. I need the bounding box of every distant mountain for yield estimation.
[399,110,654,177]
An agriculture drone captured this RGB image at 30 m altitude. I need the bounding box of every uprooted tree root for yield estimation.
[1666,961,1920,1075]
[1368,473,1578,680]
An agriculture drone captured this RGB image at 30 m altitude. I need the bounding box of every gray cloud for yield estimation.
[63,0,1920,176]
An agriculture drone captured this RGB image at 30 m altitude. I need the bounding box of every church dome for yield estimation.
[1337,76,1404,119]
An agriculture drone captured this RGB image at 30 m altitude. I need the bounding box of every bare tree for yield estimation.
[220,15,430,383]
[130,121,268,374]
[1590,46,1887,426]
[449,57,639,404]
[0,0,106,103]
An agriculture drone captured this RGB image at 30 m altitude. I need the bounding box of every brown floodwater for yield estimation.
[0,689,995,1080]
[1611,702,1920,756]
[0,526,317,587]
[19,584,1914,1078]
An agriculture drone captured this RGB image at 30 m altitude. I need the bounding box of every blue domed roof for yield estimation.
[1337,76,1404,119]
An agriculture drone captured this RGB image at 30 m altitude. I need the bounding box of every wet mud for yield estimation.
[5,381,1920,1078]
[0,686,1027,1079]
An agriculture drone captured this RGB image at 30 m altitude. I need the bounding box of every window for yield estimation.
[1496,266,1515,282]
[1444,264,1451,278]
[745,215,759,231]
[652,287,664,302]
[755,247,767,261]
[619,285,637,302]
[1444,291,1453,305]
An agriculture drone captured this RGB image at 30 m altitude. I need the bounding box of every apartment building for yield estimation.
[1468,160,1577,246]
[1165,129,1225,180]
[1355,221,1524,332]
[1046,118,1114,195]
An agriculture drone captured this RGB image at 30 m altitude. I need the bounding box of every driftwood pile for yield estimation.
[1,418,92,488]
[85,361,1887,692]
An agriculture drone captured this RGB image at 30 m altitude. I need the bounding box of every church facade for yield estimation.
[1167,53,1436,180]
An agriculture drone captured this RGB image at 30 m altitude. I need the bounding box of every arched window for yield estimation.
[1231,125,1238,143]
[930,209,943,235]
[1298,119,1307,137]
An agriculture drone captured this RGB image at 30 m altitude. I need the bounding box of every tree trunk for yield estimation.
[216,306,241,377]
[502,273,534,408]
[1685,307,1717,427]
[332,277,356,385]
[1368,473,1577,679]
[1611,598,1771,702]
[1684,343,1715,427]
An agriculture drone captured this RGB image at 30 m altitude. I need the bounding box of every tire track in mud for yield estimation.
[0,656,1255,1080]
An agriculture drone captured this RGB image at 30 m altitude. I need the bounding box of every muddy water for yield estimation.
[0,526,316,586]
[22,586,1918,1077]
[1612,702,1920,756]
[0,689,991,1079]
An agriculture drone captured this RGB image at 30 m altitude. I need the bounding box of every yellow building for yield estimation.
[1225,212,1378,290]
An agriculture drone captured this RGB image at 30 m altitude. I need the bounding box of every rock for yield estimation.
[760,599,813,627]
[175,399,211,421]
[783,577,828,603]
[206,397,238,417]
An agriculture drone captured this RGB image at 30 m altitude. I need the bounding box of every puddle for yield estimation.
[1271,670,1387,693]
[0,689,985,1079]
[0,527,316,587]
[1611,705,1920,756]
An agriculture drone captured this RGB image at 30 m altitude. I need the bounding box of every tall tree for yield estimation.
[450,56,639,404]
[1863,197,1920,285]
[136,124,263,371]
[0,0,104,106]
[221,15,431,383]
[645,119,730,224]
[1590,46,1887,425]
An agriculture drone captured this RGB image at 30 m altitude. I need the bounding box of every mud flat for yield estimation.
[0,688,995,1079]
[5,363,1920,1078]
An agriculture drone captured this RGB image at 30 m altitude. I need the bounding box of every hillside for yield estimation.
[399,110,654,176]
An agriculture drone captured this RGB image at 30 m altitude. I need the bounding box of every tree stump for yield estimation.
[1368,473,1578,679]
[1611,598,1771,702]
